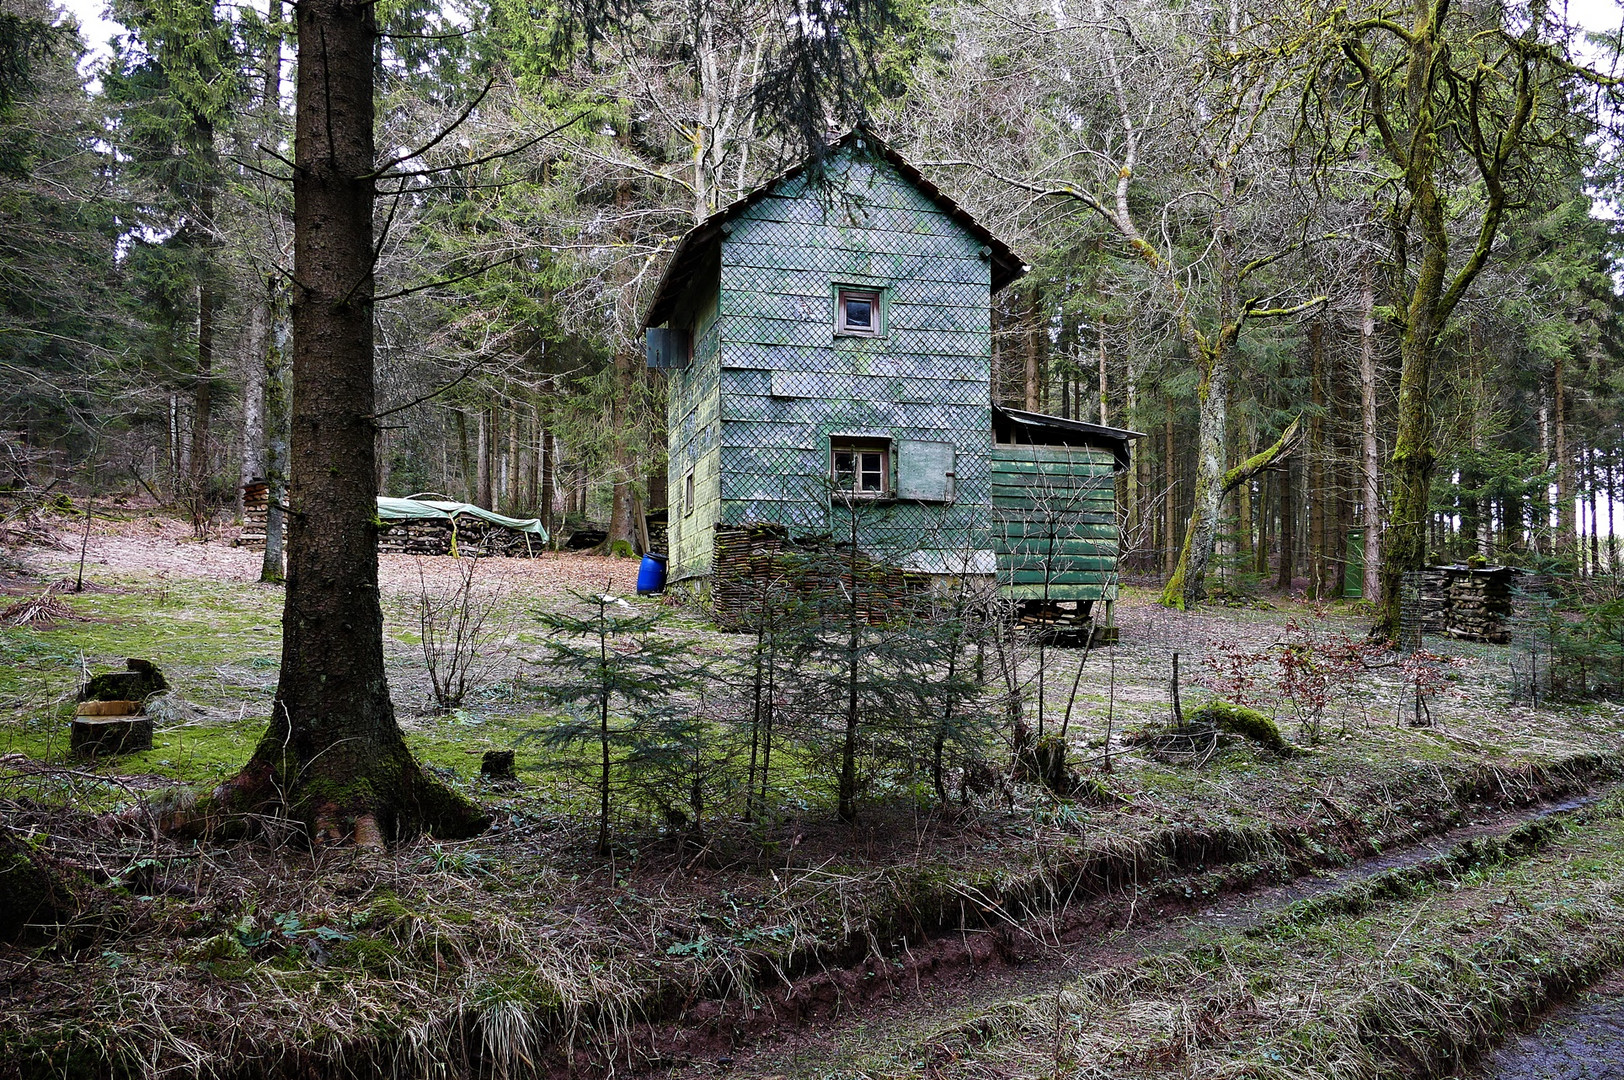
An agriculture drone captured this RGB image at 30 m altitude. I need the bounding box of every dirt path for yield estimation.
[1465,970,1624,1079]
[698,790,1612,1079]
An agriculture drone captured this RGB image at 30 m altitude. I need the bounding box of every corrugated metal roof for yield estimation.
[641,125,1028,329]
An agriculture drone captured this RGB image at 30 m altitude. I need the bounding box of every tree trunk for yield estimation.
[261,299,289,584]
[455,409,472,502]
[1588,444,1600,576]
[191,172,216,495]
[1024,294,1041,412]
[238,287,269,515]
[1125,367,1141,548]
[1358,257,1382,601]
[1276,460,1295,591]
[1162,404,1177,577]
[1555,351,1575,559]
[505,405,520,513]
[607,348,637,550]
[213,0,484,845]
[476,406,493,509]
[242,6,282,518]
[525,402,540,515]
[541,425,556,536]
[1308,318,1327,597]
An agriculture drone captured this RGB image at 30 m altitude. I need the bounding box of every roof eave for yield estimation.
[640,126,1028,329]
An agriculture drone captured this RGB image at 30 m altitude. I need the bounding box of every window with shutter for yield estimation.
[830,439,890,498]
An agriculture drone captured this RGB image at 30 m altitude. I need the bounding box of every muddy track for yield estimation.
[605,780,1619,1077]
[1464,968,1624,1079]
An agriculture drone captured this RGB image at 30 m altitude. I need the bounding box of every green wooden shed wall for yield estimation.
[991,445,1120,601]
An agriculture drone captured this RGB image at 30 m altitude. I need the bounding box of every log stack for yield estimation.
[376,519,455,555]
[1418,565,1516,643]
[711,522,926,630]
[375,518,542,557]
[236,481,270,549]
[71,658,164,757]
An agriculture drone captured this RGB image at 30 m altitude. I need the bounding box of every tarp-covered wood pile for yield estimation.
[236,491,548,556]
[375,497,548,556]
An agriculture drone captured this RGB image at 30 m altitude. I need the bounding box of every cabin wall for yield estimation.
[714,148,995,572]
[991,445,1120,601]
[667,288,723,581]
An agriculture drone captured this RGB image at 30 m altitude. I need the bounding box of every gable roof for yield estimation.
[641,126,1028,330]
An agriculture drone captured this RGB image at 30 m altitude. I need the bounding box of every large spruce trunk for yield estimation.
[215,0,483,844]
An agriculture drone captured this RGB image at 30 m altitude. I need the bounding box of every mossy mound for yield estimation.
[0,833,92,942]
[1189,701,1297,756]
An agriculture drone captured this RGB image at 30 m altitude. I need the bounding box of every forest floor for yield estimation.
[3,509,1624,1078]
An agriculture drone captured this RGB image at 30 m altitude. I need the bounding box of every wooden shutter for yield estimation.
[896,440,954,502]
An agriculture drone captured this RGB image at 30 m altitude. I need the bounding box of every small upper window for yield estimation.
[683,470,696,516]
[831,440,889,498]
[836,288,883,337]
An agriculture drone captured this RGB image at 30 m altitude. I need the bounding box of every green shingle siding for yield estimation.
[697,151,994,565]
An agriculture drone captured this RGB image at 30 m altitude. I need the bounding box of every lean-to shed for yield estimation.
[641,127,1141,628]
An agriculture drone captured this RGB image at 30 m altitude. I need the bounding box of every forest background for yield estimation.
[4,0,1624,624]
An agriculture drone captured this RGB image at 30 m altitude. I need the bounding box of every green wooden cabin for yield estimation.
[642,128,1141,626]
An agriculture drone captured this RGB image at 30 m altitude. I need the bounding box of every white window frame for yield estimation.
[683,470,696,516]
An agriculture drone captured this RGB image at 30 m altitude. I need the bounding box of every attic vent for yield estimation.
[646,327,690,369]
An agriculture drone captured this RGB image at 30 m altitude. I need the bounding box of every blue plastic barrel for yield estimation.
[636,553,668,595]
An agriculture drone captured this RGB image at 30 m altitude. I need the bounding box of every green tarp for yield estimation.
[375,497,548,541]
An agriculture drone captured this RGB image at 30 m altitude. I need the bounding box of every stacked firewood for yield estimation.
[377,519,455,555]
[711,522,925,630]
[236,481,270,549]
[375,518,542,557]
[1418,565,1515,643]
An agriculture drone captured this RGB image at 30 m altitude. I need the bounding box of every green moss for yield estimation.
[334,935,405,976]
[1191,700,1296,755]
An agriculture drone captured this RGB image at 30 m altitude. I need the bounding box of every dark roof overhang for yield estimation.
[641,125,1028,330]
[993,405,1146,471]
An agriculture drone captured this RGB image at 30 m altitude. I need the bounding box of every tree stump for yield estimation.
[71,705,153,756]
[480,750,516,781]
[73,659,163,757]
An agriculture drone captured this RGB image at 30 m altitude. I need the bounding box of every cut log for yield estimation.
[71,715,153,757]
[80,659,167,703]
[74,700,140,717]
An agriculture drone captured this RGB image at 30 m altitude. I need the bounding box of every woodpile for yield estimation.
[645,509,669,556]
[711,522,926,630]
[1418,565,1515,643]
[236,481,270,549]
[376,518,543,557]
[71,658,165,757]
[377,519,455,555]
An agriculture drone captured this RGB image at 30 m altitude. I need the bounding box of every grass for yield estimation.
[864,791,1624,1080]
[4,532,1624,1077]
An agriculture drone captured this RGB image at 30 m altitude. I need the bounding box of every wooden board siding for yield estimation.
[991,446,1120,601]
[667,289,722,581]
[713,145,996,570]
